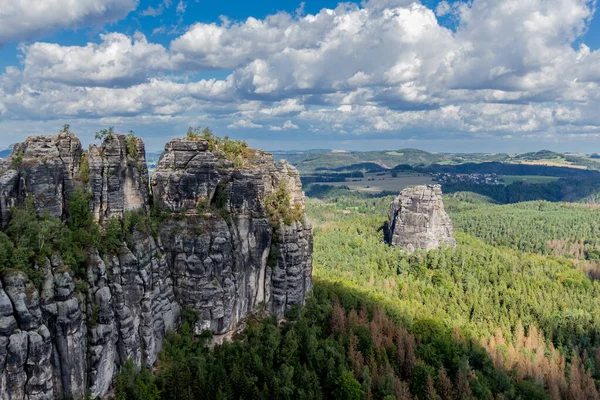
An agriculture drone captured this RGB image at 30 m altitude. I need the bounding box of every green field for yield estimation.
[502,175,560,184]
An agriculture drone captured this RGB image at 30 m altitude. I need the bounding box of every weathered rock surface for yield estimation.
[0,133,82,227]
[153,139,312,334]
[88,135,150,224]
[387,184,456,252]
[0,133,313,399]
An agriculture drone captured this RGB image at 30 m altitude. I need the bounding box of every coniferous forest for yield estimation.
[112,187,600,400]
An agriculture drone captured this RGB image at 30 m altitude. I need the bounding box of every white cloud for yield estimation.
[0,0,138,46]
[140,0,172,17]
[152,26,167,36]
[0,74,235,121]
[435,1,451,17]
[259,99,304,116]
[176,1,187,15]
[283,120,299,129]
[21,32,175,87]
[228,119,262,129]
[2,0,600,149]
[269,120,299,131]
[140,6,163,17]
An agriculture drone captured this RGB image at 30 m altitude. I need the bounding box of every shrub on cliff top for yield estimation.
[60,124,71,134]
[126,131,139,158]
[186,127,255,165]
[95,126,114,142]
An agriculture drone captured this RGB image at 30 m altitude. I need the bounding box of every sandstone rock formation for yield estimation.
[387,184,456,252]
[0,132,313,399]
[151,138,312,335]
[0,132,82,227]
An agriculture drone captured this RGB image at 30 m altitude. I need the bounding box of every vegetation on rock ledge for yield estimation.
[265,181,304,227]
[186,127,255,167]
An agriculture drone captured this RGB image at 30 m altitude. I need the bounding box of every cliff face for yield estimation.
[88,134,150,224]
[0,133,82,227]
[151,139,312,335]
[0,133,313,399]
[387,184,456,252]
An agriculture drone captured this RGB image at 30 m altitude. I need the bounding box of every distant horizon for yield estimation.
[2,134,598,158]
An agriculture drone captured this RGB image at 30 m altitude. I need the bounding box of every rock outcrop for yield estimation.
[0,132,82,227]
[88,134,150,224]
[387,184,456,252]
[152,138,312,335]
[0,132,313,399]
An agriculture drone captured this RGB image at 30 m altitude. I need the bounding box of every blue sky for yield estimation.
[1,0,600,153]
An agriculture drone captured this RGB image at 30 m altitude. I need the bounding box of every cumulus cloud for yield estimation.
[259,99,305,116]
[0,74,235,121]
[0,0,138,46]
[269,120,299,131]
[228,119,262,129]
[2,0,600,148]
[21,32,176,87]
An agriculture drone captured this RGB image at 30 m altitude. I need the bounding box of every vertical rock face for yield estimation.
[0,133,82,227]
[0,133,313,399]
[152,139,313,334]
[88,134,150,224]
[387,184,456,252]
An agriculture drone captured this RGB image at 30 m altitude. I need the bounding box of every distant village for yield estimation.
[433,172,503,185]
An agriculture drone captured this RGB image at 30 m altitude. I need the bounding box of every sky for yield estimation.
[0,0,600,153]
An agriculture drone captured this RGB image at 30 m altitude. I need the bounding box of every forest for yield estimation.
[441,177,600,204]
[111,186,600,399]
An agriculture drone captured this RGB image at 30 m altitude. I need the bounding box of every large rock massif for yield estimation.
[0,132,313,399]
[387,184,456,252]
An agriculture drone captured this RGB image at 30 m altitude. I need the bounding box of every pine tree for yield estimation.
[425,374,440,400]
[331,299,347,335]
[436,367,455,400]
[456,368,474,400]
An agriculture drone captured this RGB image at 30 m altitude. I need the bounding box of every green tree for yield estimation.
[335,370,363,400]
[95,127,114,142]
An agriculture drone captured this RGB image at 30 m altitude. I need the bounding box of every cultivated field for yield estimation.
[325,173,433,193]
[515,160,589,169]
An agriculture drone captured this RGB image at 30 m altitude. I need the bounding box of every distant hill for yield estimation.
[512,149,563,160]
[315,162,390,173]
[277,148,511,173]
[279,147,600,174]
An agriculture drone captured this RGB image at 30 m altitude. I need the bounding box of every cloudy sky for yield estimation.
[0,0,599,153]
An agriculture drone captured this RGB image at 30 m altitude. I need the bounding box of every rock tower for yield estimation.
[387,184,456,252]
